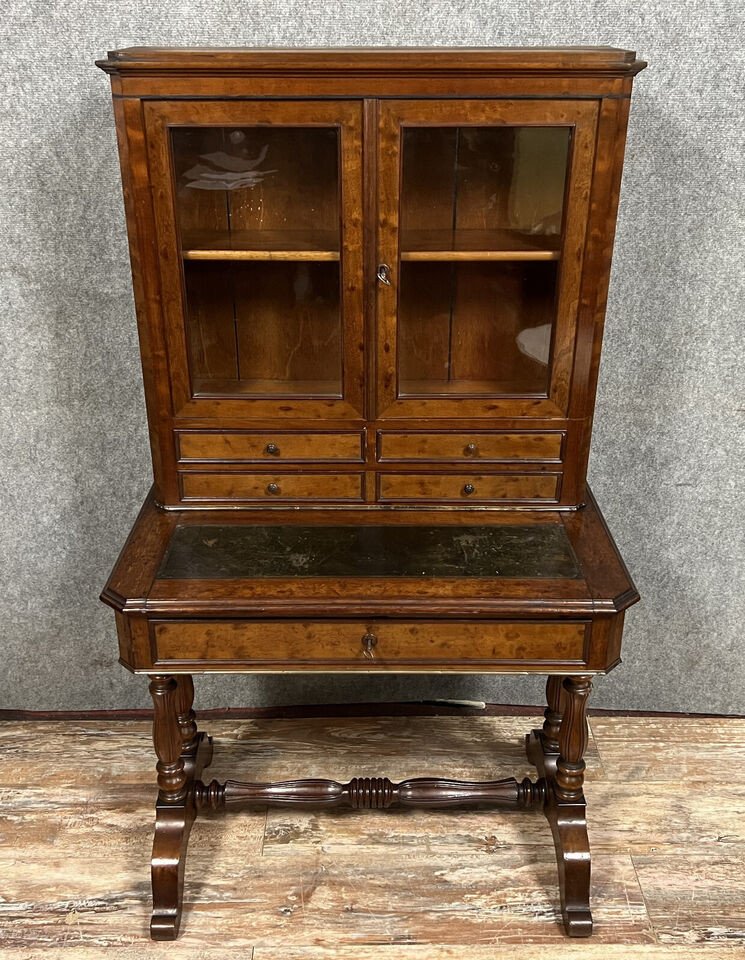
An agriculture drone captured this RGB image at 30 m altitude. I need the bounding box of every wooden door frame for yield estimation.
[143,99,365,422]
[375,99,600,421]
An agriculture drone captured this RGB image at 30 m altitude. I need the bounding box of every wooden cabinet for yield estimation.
[98,47,645,941]
[102,50,643,509]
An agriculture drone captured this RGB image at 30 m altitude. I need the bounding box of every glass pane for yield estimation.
[398,126,570,397]
[170,126,341,398]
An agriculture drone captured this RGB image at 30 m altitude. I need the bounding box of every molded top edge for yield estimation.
[97,46,646,75]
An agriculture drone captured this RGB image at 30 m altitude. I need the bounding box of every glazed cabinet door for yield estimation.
[144,100,364,420]
[376,100,599,420]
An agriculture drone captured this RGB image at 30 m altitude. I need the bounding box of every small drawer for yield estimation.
[178,431,364,463]
[152,619,589,669]
[377,431,564,463]
[180,472,364,502]
[378,473,559,503]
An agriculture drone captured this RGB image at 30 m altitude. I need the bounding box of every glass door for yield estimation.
[376,100,599,419]
[144,101,364,420]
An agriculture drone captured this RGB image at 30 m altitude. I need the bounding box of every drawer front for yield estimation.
[378,431,564,463]
[180,472,364,502]
[178,431,364,463]
[153,620,589,669]
[378,473,559,503]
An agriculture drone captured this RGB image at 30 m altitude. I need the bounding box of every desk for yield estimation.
[102,486,637,939]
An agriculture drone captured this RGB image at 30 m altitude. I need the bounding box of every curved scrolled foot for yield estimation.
[151,801,190,940]
[545,788,592,937]
[150,732,213,941]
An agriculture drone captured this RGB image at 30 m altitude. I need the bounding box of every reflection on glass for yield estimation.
[170,126,341,397]
[397,126,569,397]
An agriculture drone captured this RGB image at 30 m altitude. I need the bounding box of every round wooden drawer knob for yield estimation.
[265,443,281,456]
[266,482,281,495]
[462,483,476,496]
[464,442,479,456]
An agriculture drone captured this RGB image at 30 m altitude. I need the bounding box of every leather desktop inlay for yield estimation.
[158,524,580,580]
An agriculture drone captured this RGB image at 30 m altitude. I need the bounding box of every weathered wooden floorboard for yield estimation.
[253,948,745,960]
[632,853,745,946]
[589,717,745,782]
[1,715,744,956]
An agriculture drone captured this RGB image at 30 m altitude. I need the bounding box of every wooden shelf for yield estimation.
[399,378,547,397]
[193,377,342,398]
[400,228,561,262]
[181,229,339,262]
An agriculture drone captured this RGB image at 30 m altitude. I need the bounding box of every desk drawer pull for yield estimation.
[464,442,479,457]
[266,482,281,495]
[462,483,476,496]
[264,442,280,457]
[361,632,378,659]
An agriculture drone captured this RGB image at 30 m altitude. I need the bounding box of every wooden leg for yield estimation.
[174,674,198,754]
[527,675,564,780]
[526,674,593,937]
[148,674,212,941]
[550,675,593,937]
[542,676,564,751]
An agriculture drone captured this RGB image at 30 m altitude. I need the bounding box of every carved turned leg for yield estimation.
[526,674,563,778]
[526,674,593,937]
[150,674,188,802]
[542,676,564,751]
[174,674,198,754]
[550,675,593,937]
[148,674,212,941]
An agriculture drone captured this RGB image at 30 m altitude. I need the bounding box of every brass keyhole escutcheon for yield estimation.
[464,442,479,457]
[265,443,280,456]
[462,483,476,496]
[361,632,378,659]
[266,482,281,495]
[376,263,392,286]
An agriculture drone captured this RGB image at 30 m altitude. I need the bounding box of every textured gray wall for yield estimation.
[1,1,743,713]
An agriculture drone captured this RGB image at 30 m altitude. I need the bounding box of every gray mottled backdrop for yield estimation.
[1,1,743,713]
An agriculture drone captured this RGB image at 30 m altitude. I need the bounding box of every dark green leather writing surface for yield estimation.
[158,524,580,580]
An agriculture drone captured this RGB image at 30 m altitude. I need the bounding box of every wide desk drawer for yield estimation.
[378,473,559,503]
[378,431,564,463]
[180,472,364,502]
[178,431,364,463]
[152,619,589,671]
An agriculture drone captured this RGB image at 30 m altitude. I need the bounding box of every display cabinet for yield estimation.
[98,46,645,940]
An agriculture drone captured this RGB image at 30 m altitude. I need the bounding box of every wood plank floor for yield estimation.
[1,714,744,958]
